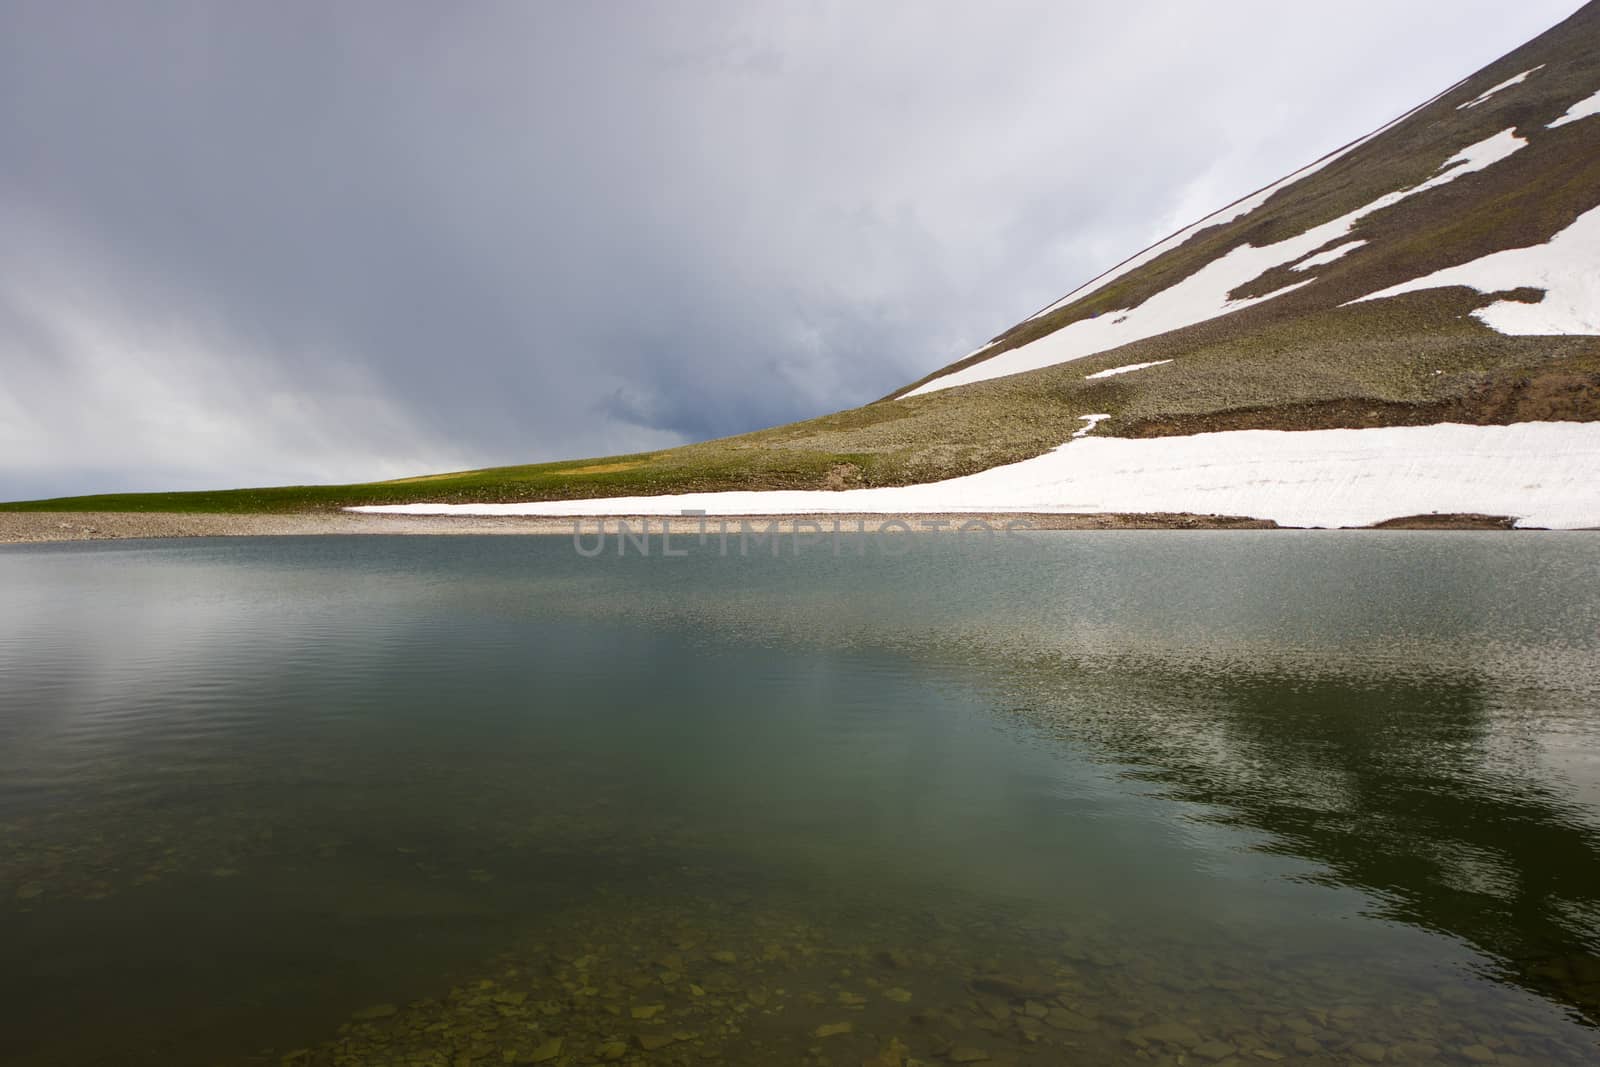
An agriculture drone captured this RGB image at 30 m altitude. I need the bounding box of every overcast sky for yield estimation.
[0,1,1585,498]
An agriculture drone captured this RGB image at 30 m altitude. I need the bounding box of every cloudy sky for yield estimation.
[0,0,1584,499]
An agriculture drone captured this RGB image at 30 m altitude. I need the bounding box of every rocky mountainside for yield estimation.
[887,1,1600,434]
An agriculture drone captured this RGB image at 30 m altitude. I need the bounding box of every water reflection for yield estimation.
[1005,655,1600,1024]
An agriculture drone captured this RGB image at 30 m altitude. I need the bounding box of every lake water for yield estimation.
[2,532,1598,1066]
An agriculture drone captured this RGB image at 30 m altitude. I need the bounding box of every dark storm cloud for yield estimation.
[0,0,1584,496]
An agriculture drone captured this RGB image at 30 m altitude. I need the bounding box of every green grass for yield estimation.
[0,451,881,514]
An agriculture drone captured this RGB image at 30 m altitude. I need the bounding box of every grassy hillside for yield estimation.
[7,3,1599,515]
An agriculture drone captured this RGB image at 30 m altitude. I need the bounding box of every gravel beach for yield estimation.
[0,511,1289,544]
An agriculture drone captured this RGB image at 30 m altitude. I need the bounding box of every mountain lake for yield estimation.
[1,532,1598,1065]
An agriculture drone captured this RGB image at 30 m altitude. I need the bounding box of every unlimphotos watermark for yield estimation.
[570,510,1033,558]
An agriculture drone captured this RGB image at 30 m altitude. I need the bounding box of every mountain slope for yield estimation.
[883,8,1600,421]
[6,3,1600,520]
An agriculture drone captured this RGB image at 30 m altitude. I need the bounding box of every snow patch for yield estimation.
[1457,66,1543,109]
[1410,128,1528,195]
[1085,360,1174,380]
[351,422,1600,531]
[1350,204,1600,335]
[1291,241,1367,271]
[905,128,1525,398]
[1072,413,1111,437]
[1549,87,1600,129]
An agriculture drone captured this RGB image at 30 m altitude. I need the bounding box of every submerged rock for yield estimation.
[969,974,1053,1000]
[974,995,1010,1021]
[526,1036,563,1063]
[862,1038,910,1066]
[1192,1038,1237,1061]
[1135,1021,1203,1048]
[1044,1007,1096,1033]
[1350,1041,1388,1063]
[351,1003,399,1021]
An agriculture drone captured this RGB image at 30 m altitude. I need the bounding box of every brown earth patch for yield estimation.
[823,462,866,490]
[1367,514,1521,530]
[555,461,648,476]
[1121,363,1600,436]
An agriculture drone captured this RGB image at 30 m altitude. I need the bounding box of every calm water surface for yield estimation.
[1,533,1598,1065]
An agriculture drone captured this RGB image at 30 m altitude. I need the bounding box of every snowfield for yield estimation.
[907,129,1528,397]
[352,422,1600,530]
[1352,204,1600,335]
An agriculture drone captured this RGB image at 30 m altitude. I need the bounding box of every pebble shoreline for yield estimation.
[4,511,1557,545]
[1,511,1288,544]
